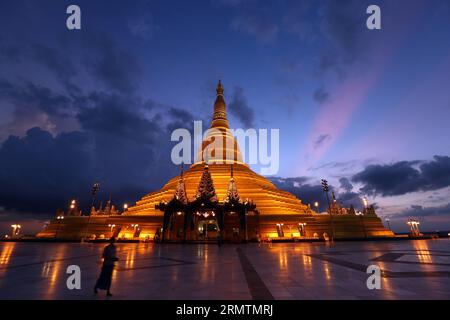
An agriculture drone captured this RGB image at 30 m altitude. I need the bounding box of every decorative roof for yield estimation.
[174,166,188,204]
[225,165,240,202]
[195,164,218,202]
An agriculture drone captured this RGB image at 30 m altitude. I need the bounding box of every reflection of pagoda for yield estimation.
[37,81,394,241]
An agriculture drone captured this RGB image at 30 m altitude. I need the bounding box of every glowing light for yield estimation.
[363,197,368,207]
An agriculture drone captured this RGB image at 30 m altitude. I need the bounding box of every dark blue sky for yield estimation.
[1,0,450,234]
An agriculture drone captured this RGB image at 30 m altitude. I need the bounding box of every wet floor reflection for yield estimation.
[413,241,432,263]
[0,240,449,299]
[0,242,15,266]
[44,245,66,299]
[0,242,16,279]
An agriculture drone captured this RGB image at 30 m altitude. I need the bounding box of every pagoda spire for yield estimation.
[225,165,240,202]
[174,165,188,204]
[195,164,218,202]
[211,80,229,129]
[216,79,224,95]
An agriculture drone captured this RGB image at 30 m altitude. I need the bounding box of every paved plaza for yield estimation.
[0,239,449,299]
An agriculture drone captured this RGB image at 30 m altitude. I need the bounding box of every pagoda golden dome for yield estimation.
[127,81,310,216]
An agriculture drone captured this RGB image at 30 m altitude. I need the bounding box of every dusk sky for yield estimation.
[1,0,450,234]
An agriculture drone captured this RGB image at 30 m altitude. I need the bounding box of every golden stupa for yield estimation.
[37,81,393,242]
[127,80,307,217]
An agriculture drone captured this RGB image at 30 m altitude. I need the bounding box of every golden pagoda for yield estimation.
[37,81,394,242]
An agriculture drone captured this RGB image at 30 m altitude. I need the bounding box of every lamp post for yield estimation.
[11,224,21,237]
[55,215,64,238]
[363,197,368,214]
[385,218,391,231]
[108,224,116,236]
[131,224,139,238]
[298,222,307,237]
[407,219,420,237]
[123,203,128,214]
[314,201,319,212]
[276,223,284,237]
[84,183,100,241]
[321,179,334,240]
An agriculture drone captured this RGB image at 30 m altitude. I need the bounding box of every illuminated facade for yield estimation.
[37,81,394,242]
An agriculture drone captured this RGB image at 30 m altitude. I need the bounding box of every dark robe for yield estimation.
[95,244,118,291]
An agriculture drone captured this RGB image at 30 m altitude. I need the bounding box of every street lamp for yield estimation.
[363,197,368,208]
[321,180,330,211]
[11,224,21,237]
[108,224,116,233]
[407,219,420,237]
[54,215,65,238]
[131,224,139,238]
[276,223,284,237]
[385,218,391,231]
[362,197,368,215]
[314,202,319,212]
[298,222,307,237]
[123,203,128,213]
[321,179,334,240]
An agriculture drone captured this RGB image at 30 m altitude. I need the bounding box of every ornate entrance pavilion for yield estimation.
[37,81,394,242]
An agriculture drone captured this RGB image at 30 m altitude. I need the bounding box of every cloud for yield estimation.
[31,44,78,90]
[0,79,72,117]
[313,134,331,150]
[397,203,450,218]
[313,87,330,104]
[0,33,196,217]
[283,0,374,78]
[0,41,21,62]
[128,14,159,39]
[0,127,93,213]
[352,156,450,196]
[337,191,363,209]
[81,33,144,93]
[216,0,279,43]
[271,175,367,212]
[0,91,195,216]
[0,79,78,137]
[228,86,255,128]
[270,177,329,211]
[339,177,353,192]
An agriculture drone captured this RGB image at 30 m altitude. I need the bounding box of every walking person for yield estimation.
[216,231,222,247]
[94,237,119,297]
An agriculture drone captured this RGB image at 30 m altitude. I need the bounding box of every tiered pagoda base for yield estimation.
[37,213,393,242]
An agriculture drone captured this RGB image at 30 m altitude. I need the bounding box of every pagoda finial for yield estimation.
[216,80,224,96]
[230,164,234,178]
[174,165,188,204]
[226,165,239,202]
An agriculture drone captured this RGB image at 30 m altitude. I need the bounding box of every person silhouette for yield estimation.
[94,237,119,296]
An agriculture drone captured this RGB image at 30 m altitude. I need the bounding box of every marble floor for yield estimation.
[0,239,449,299]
